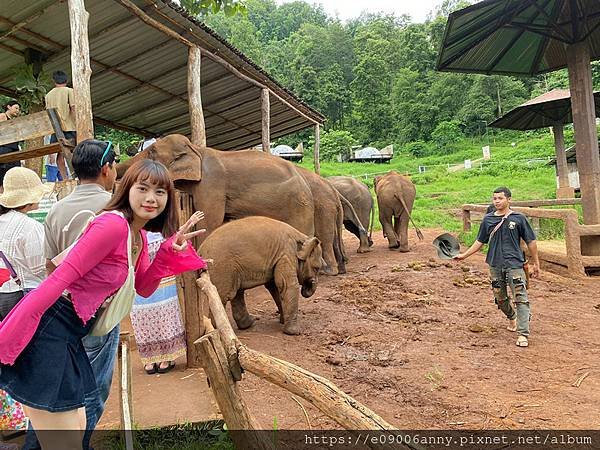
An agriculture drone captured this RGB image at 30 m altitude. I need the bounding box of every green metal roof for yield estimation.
[437,0,600,76]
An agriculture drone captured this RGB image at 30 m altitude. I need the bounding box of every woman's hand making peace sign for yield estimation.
[172,211,206,251]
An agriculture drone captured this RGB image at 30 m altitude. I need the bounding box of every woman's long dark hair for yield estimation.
[104,159,178,236]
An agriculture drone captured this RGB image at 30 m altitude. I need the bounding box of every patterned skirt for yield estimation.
[130,232,186,364]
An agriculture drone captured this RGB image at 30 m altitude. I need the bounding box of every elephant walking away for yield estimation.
[199,216,324,335]
[328,176,373,253]
[296,167,348,276]
[116,134,315,241]
[374,171,423,251]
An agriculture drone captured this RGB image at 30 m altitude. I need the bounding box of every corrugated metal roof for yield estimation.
[437,0,600,76]
[0,0,325,150]
[489,89,600,130]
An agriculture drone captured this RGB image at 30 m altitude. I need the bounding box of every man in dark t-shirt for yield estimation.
[455,187,540,348]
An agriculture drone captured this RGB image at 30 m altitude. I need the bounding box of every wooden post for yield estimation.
[462,208,471,232]
[564,211,586,277]
[553,124,574,199]
[118,333,134,450]
[314,124,320,174]
[567,41,600,254]
[261,88,270,152]
[176,192,205,368]
[67,0,94,143]
[188,46,206,146]
[195,332,274,450]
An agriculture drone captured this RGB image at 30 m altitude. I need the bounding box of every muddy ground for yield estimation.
[231,229,600,430]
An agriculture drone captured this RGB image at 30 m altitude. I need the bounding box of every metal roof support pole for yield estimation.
[553,124,574,199]
[261,88,270,153]
[67,0,94,142]
[567,40,600,255]
[188,46,206,146]
[314,123,320,175]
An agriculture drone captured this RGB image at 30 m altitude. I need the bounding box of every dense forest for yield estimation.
[197,0,600,158]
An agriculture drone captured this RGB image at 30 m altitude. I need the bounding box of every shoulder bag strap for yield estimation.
[489,210,513,241]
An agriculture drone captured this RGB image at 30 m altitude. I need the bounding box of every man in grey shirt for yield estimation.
[24,140,118,450]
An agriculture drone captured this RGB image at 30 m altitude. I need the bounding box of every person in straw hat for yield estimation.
[0,167,51,317]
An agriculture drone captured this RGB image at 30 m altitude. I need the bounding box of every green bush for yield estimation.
[431,120,464,152]
[319,129,358,161]
[403,140,433,157]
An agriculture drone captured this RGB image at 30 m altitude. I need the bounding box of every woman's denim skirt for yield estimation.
[0,296,98,412]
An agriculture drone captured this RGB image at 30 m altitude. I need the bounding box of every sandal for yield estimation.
[516,336,529,347]
[157,361,176,374]
[144,363,157,374]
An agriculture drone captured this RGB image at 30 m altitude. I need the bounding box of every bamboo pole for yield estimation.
[188,46,206,146]
[261,88,270,152]
[195,331,274,450]
[67,0,94,142]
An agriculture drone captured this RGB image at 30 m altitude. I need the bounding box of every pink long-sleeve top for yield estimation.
[0,213,207,365]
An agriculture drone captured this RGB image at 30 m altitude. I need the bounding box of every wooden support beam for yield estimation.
[462,209,471,232]
[67,0,94,142]
[314,123,320,174]
[553,124,575,199]
[0,1,62,43]
[261,88,270,152]
[567,40,600,255]
[0,42,24,56]
[176,193,204,368]
[188,46,206,146]
[194,331,274,450]
[118,333,134,450]
[564,212,587,277]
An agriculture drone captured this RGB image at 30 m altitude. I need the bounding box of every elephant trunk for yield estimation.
[301,278,317,298]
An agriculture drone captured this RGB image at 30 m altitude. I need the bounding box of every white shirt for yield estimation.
[0,210,46,292]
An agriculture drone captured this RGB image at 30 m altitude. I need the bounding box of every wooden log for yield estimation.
[567,41,600,255]
[237,344,396,431]
[67,0,94,142]
[564,212,586,277]
[462,209,471,232]
[577,224,600,236]
[188,46,206,147]
[0,143,62,165]
[553,124,575,199]
[118,333,134,450]
[314,124,320,175]
[261,88,270,152]
[195,331,274,450]
[196,272,242,381]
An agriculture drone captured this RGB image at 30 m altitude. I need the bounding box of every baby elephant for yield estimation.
[199,216,323,335]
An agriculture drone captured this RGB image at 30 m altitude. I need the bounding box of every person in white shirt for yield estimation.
[0,167,51,318]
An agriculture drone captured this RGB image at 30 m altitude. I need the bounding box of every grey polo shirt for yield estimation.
[44,183,112,259]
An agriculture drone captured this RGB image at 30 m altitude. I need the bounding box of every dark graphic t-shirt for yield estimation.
[476,212,536,268]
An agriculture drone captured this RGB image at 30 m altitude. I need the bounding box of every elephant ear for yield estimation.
[170,141,202,182]
[297,237,320,261]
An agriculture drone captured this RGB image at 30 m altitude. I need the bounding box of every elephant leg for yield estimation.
[318,226,339,276]
[231,290,255,330]
[332,227,347,274]
[265,280,284,324]
[380,209,398,249]
[274,257,301,335]
[395,213,410,252]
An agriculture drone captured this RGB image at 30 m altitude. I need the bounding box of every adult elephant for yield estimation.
[374,171,422,252]
[199,217,323,335]
[295,167,347,275]
[328,176,373,253]
[116,134,315,239]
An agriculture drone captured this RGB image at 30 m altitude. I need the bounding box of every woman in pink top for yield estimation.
[0,158,207,449]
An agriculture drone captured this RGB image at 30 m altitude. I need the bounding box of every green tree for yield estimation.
[181,0,247,16]
[319,129,358,161]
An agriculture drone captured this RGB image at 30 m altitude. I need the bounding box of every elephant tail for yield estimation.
[394,193,423,241]
[369,193,375,242]
[338,193,367,235]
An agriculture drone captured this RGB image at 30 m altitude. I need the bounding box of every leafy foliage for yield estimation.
[11,64,52,113]
[319,129,358,161]
[180,0,247,17]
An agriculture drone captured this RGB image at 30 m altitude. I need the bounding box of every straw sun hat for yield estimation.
[0,167,52,208]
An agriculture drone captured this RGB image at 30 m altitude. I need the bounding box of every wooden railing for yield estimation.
[462,199,600,277]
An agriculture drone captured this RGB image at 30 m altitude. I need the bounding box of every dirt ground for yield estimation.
[103,228,600,431]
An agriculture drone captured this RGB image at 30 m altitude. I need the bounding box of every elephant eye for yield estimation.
[174,153,185,160]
